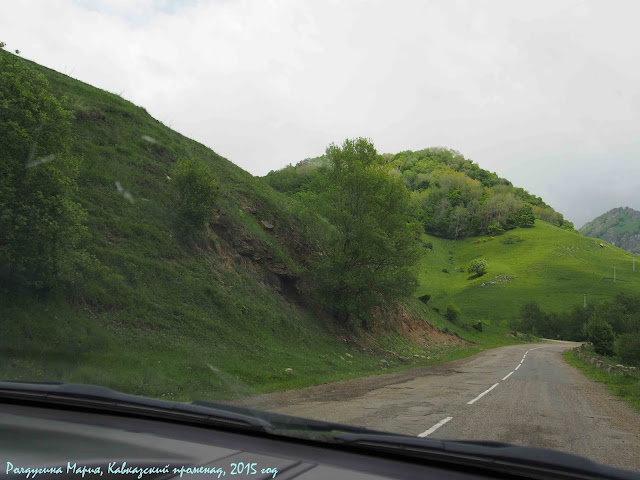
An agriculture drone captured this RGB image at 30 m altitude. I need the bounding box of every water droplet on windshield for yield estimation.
[115,181,135,203]
[26,154,55,168]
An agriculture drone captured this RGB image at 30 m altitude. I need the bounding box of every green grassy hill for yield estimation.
[3,51,637,404]
[1,51,478,401]
[416,221,640,326]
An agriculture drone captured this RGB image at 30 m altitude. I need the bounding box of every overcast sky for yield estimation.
[2,0,640,227]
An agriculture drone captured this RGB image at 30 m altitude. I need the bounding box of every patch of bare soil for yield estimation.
[317,304,471,360]
[232,352,480,410]
[383,305,472,348]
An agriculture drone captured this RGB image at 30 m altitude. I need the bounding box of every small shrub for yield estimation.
[616,333,640,366]
[441,268,449,274]
[468,258,488,277]
[583,317,615,356]
[472,321,483,332]
[444,303,460,323]
[501,235,523,245]
[487,223,504,235]
[424,242,433,250]
[418,294,431,304]
[172,158,219,239]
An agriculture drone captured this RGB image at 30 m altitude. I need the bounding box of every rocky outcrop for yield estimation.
[211,210,303,298]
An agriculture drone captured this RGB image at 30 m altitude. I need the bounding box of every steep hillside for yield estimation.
[1,51,469,401]
[580,207,640,254]
[416,220,640,325]
[6,51,636,404]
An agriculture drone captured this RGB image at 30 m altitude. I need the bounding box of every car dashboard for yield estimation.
[1,383,638,480]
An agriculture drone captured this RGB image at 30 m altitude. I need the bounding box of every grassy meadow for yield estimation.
[416,221,640,327]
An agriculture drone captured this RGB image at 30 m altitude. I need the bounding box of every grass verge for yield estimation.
[563,349,640,414]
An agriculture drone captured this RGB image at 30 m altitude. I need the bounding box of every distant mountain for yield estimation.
[579,207,640,254]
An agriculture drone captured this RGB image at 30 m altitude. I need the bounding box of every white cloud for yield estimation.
[2,0,640,226]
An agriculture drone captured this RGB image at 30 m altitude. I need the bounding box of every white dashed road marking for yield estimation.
[467,383,499,405]
[417,346,545,438]
[418,416,453,437]
[466,346,542,405]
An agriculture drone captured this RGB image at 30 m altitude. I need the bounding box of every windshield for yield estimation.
[1,0,640,475]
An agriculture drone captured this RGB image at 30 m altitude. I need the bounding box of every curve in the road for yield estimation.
[420,346,545,437]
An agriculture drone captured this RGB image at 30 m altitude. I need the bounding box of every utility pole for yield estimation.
[583,294,586,308]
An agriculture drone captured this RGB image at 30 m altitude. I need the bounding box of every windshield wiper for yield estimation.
[335,433,640,480]
[2,381,637,479]
[0,380,273,432]
[0,380,378,439]
[191,399,376,438]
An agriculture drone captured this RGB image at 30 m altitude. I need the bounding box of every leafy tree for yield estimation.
[487,222,504,235]
[557,303,593,340]
[583,316,615,356]
[533,206,564,227]
[301,138,421,325]
[584,292,640,337]
[263,164,316,195]
[516,204,535,227]
[0,51,87,292]
[560,220,575,231]
[514,301,545,334]
[467,258,488,277]
[171,157,219,239]
[479,189,521,233]
[616,333,640,366]
[449,205,470,239]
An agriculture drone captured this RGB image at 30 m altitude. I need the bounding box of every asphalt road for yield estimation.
[238,341,640,472]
